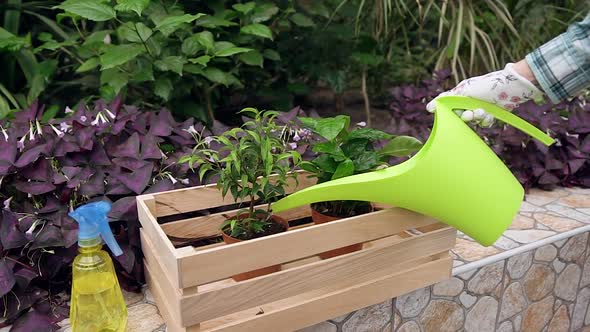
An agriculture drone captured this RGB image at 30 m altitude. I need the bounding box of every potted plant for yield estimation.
[298,115,422,258]
[181,108,301,281]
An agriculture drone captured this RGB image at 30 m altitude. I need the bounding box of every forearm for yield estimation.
[513,59,537,86]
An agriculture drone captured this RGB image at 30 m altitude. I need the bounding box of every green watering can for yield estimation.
[271,96,555,246]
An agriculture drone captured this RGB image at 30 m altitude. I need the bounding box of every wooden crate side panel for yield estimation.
[178,208,440,287]
[161,205,311,240]
[149,172,315,217]
[202,256,452,332]
[137,196,181,286]
[179,227,456,326]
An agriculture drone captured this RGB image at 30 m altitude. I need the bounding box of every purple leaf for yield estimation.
[14,144,46,168]
[569,159,586,174]
[109,197,137,222]
[15,181,56,195]
[76,126,95,150]
[13,100,42,123]
[9,310,58,332]
[54,137,80,157]
[0,259,15,297]
[0,135,17,164]
[112,157,149,170]
[14,267,38,290]
[105,180,133,195]
[52,173,67,185]
[143,179,175,194]
[141,134,163,159]
[111,164,153,194]
[31,225,64,250]
[60,216,78,248]
[111,133,140,158]
[149,110,173,136]
[539,171,560,185]
[130,114,148,134]
[39,197,61,214]
[114,244,135,274]
[1,210,28,250]
[19,159,52,182]
[79,170,105,197]
[88,144,111,166]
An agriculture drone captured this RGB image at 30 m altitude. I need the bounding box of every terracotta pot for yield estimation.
[311,204,373,259]
[221,215,289,282]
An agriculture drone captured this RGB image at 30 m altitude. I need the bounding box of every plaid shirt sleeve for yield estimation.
[526,13,590,103]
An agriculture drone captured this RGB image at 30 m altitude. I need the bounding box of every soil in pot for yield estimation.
[311,201,373,259]
[221,214,289,281]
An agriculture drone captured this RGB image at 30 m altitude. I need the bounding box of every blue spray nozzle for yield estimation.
[69,201,123,256]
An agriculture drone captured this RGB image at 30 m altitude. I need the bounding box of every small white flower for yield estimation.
[289,142,297,149]
[103,34,111,44]
[49,124,64,138]
[460,110,474,122]
[183,125,199,135]
[179,178,190,185]
[292,132,301,142]
[481,114,495,128]
[207,156,215,163]
[204,136,213,145]
[166,173,178,185]
[17,135,26,151]
[160,150,167,159]
[0,125,8,142]
[80,115,87,122]
[3,197,12,210]
[356,121,367,127]
[91,117,100,126]
[104,108,116,119]
[36,120,43,137]
[29,123,35,141]
[65,106,74,114]
[59,122,70,132]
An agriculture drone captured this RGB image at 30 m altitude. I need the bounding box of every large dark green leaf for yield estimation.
[380,136,423,157]
[118,22,152,43]
[241,23,273,40]
[101,68,128,94]
[238,50,263,67]
[232,2,256,14]
[346,128,393,141]
[215,47,252,57]
[56,0,116,22]
[196,15,236,28]
[114,0,150,16]
[289,13,315,27]
[155,14,204,36]
[314,116,349,141]
[76,57,100,72]
[331,159,354,180]
[353,151,380,172]
[251,4,279,23]
[201,67,233,86]
[154,56,185,75]
[312,155,337,173]
[100,44,145,70]
[154,77,172,100]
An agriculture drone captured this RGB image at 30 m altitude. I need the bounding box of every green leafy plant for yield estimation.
[298,115,422,217]
[181,108,301,240]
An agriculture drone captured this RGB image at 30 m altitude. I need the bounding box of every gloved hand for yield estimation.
[426,63,544,127]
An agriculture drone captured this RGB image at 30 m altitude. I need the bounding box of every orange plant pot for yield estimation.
[311,206,369,259]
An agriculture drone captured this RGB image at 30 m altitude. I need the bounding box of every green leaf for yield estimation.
[196,15,237,28]
[251,4,279,23]
[289,13,315,27]
[27,75,45,103]
[215,47,252,57]
[312,141,342,156]
[241,24,273,40]
[380,136,423,157]
[156,14,204,36]
[351,52,383,67]
[313,155,337,173]
[193,31,214,51]
[263,49,280,61]
[353,152,380,172]
[238,50,263,67]
[40,105,59,122]
[154,56,185,75]
[118,22,152,43]
[346,128,393,141]
[114,0,149,16]
[55,0,116,22]
[213,41,235,52]
[130,58,154,82]
[0,96,11,120]
[341,139,370,159]
[298,117,318,130]
[299,161,319,174]
[232,2,256,14]
[188,55,211,66]
[313,116,349,141]
[154,77,173,101]
[76,57,100,72]
[100,44,145,70]
[201,67,231,86]
[332,159,354,180]
[101,68,128,94]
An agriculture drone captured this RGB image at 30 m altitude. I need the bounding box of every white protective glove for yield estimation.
[426,63,544,127]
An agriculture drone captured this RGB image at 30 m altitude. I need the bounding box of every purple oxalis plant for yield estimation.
[0,97,210,330]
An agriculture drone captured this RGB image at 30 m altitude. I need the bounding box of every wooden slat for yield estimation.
[200,256,452,332]
[179,227,455,326]
[137,196,181,287]
[151,172,316,217]
[177,208,439,287]
[161,205,311,239]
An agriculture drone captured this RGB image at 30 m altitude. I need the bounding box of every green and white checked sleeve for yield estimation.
[526,13,590,103]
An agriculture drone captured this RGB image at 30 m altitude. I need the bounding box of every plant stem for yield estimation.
[361,68,372,127]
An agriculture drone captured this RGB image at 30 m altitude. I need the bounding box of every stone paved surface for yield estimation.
[53,187,590,331]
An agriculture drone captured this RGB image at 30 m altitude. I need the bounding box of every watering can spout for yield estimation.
[272,96,554,246]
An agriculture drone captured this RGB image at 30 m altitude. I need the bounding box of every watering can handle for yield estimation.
[435,96,555,146]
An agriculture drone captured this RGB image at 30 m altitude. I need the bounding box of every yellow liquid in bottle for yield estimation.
[70,245,127,332]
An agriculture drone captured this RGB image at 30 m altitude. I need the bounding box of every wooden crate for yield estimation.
[137,172,457,332]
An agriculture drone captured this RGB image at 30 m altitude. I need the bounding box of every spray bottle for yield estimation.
[69,201,127,332]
